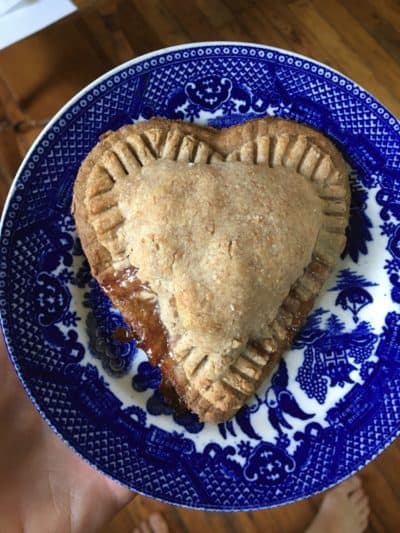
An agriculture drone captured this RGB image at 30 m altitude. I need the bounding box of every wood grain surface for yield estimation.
[0,1,399,532]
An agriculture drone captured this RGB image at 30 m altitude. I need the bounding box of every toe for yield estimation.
[148,512,169,533]
[358,503,370,519]
[340,475,362,495]
[350,488,366,505]
[349,487,365,503]
[356,494,369,512]
[140,522,152,533]
[360,516,369,532]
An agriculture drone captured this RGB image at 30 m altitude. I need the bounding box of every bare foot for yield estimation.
[133,512,169,533]
[306,476,369,533]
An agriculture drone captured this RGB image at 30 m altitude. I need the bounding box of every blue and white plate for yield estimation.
[1,43,399,511]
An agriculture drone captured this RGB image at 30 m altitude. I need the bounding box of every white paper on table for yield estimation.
[0,0,23,16]
[0,0,77,50]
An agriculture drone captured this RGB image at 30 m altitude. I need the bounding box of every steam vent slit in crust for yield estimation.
[72,117,350,423]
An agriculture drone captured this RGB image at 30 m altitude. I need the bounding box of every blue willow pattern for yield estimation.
[0,45,399,510]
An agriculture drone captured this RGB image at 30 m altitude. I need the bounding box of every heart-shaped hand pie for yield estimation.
[73,117,350,423]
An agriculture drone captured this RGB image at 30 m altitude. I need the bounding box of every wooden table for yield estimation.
[0,1,399,532]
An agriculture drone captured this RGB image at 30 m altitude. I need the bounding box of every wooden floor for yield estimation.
[0,1,399,531]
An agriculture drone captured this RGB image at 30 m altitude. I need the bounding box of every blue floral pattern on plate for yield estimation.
[0,43,399,510]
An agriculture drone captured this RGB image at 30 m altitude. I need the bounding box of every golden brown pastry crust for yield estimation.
[72,117,350,423]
